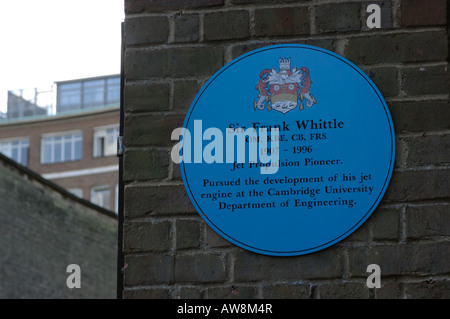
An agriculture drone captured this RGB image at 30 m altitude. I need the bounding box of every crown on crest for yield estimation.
[278,57,291,71]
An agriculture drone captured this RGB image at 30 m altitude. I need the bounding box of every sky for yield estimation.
[0,0,124,112]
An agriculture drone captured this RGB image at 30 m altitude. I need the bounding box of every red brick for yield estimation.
[345,31,448,64]
[400,0,447,26]
[349,242,450,276]
[123,149,169,182]
[123,221,172,252]
[207,286,258,298]
[123,288,171,298]
[174,253,227,283]
[176,219,201,249]
[124,184,196,218]
[234,248,343,281]
[125,0,224,13]
[254,7,309,37]
[315,3,360,33]
[406,204,450,239]
[384,168,450,202]
[262,284,311,299]
[318,283,369,299]
[405,280,450,299]
[125,47,223,79]
[363,67,398,98]
[124,16,169,45]
[174,14,199,43]
[123,254,173,286]
[401,65,449,96]
[124,82,170,113]
[203,10,250,41]
[124,113,186,147]
[399,134,450,167]
[388,100,450,132]
[231,0,296,3]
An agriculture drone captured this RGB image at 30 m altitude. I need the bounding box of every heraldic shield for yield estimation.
[254,57,317,114]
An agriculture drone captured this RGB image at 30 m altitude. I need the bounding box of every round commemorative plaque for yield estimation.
[176,44,395,256]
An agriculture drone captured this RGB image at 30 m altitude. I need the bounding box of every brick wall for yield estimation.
[0,154,117,298]
[121,0,449,298]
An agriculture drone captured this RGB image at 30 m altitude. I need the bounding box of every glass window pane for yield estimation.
[74,139,82,160]
[11,147,18,162]
[96,137,105,157]
[58,83,81,109]
[61,82,82,90]
[102,191,110,209]
[91,186,110,210]
[41,133,82,164]
[107,77,120,86]
[106,77,120,104]
[84,79,104,89]
[0,139,29,166]
[54,140,62,162]
[0,143,12,158]
[43,137,52,144]
[21,146,28,166]
[105,130,117,156]
[64,140,71,161]
[68,188,83,198]
[93,126,118,157]
[83,79,105,107]
[43,143,51,163]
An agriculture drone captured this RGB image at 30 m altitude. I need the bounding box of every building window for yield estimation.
[0,138,29,166]
[41,131,82,164]
[68,188,83,198]
[83,79,105,107]
[58,82,82,111]
[91,185,110,210]
[56,75,120,113]
[106,77,120,104]
[93,125,119,158]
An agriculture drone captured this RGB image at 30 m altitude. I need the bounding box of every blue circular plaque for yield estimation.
[178,44,395,256]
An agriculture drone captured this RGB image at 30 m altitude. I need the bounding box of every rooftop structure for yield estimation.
[0,74,120,212]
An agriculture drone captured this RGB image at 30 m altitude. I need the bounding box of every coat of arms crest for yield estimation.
[254,57,317,114]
